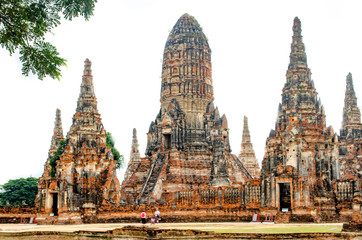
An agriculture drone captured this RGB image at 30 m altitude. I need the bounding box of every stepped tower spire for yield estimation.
[238,116,259,179]
[49,108,64,158]
[288,17,308,70]
[341,73,362,136]
[66,58,103,148]
[76,59,98,113]
[282,17,317,110]
[161,13,213,128]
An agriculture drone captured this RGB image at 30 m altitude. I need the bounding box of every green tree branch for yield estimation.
[0,0,97,80]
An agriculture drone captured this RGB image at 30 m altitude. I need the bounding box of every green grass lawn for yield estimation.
[211,225,342,233]
[155,223,343,234]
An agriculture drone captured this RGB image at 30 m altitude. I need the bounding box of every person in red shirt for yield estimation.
[141,211,147,224]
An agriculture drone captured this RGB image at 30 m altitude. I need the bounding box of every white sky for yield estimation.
[0,0,361,185]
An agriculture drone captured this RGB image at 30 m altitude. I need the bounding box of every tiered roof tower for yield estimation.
[36,59,121,216]
[260,18,339,219]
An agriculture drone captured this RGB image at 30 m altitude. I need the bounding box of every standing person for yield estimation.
[141,211,147,224]
[155,209,161,223]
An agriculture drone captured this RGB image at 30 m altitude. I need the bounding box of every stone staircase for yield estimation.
[315,195,338,222]
[138,153,167,204]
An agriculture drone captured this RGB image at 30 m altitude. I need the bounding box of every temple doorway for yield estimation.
[52,193,58,216]
[279,183,291,211]
[163,134,171,150]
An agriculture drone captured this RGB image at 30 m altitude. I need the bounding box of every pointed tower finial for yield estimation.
[288,17,308,70]
[131,128,139,154]
[293,17,302,38]
[84,58,92,76]
[346,72,354,93]
[242,116,251,143]
[221,114,228,128]
[55,108,62,128]
[76,58,97,112]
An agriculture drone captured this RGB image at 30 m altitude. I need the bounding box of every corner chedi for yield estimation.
[124,128,141,181]
[337,73,362,225]
[260,17,340,222]
[339,73,362,180]
[341,73,362,134]
[36,59,121,221]
[121,128,141,204]
[121,13,252,205]
[36,109,64,194]
[238,116,260,179]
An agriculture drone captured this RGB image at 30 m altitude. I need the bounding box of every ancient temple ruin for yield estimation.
[238,116,260,179]
[36,59,121,219]
[31,15,362,225]
[118,15,361,223]
[121,13,252,205]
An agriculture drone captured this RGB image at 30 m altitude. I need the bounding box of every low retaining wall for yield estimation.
[1,211,350,225]
[0,226,361,239]
[0,206,356,225]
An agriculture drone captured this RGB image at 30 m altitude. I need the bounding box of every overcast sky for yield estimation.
[0,0,361,185]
